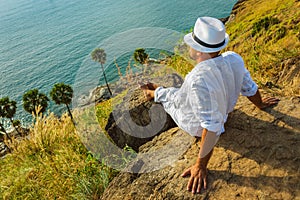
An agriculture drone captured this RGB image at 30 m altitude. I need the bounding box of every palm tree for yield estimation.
[23,89,49,116]
[91,48,112,95]
[0,97,21,135]
[50,83,74,122]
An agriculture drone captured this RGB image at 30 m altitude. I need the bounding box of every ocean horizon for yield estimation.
[0,0,237,125]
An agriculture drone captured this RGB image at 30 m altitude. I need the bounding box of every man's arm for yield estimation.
[247,89,280,109]
[181,129,219,194]
[140,82,179,103]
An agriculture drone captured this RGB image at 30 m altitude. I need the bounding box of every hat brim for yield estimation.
[184,32,229,53]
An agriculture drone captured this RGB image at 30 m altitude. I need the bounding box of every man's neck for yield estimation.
[196,52,220,63]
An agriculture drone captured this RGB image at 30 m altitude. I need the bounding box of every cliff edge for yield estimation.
[101,92,300,200]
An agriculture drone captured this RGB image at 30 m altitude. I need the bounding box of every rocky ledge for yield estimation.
[99,48,299,199]
[101,93,300,200]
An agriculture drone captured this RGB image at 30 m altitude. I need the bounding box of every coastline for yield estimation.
[1,0,300,198]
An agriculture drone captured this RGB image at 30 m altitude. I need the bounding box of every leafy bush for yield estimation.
[272,26,287,41]
[133,48,149,65]
[252,16,280,36]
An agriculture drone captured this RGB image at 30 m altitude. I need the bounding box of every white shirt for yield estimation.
[154,51,258,137]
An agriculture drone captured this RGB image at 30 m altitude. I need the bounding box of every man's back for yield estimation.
[162,51,258,137]
[142,16,279,194]
[191,51,254,114]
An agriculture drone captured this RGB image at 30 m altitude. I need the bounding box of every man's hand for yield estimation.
[181,163,208,194]
[247,90,280,109]
[181,130,216,194]
[259,97,280,109]
[140,82,159,101]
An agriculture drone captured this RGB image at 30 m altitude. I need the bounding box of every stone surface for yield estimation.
[105,71,183,152]
[277,56,300,93]
[101,48,300,199]
[101,95,300,200]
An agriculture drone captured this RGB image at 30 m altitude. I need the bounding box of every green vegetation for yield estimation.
[251,16,280,36]
[0,113,116,199]
[96,89,128,131]
[50,82,74,122]
[96,99,113,131]
[225,0,300,94]
[166,54,194,77]
[91,48,113,96]
[0,86,130,199]
[133,48,149,65]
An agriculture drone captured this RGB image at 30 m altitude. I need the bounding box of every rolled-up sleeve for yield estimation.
[190,79,224,135]
[241,70,258,96]
[154,86,179,103]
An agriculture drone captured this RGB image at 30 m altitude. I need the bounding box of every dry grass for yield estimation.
[0,112,116,200]
[225,0,300,94]
[167,0,300,95]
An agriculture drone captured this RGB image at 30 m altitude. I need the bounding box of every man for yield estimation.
[141,16,279,194]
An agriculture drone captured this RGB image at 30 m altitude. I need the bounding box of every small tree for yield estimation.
[23,89,49,116]
[91,48,112,95]
[50,83,74,122]
[0,97,21,135]
[0,103,12,142]
[133,48,149,65]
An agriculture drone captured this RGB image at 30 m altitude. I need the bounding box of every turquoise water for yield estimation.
[0,0,237,122]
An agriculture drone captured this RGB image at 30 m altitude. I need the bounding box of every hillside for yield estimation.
[101,0,300,199]
[225,0,300,95]
[0,0,299,199]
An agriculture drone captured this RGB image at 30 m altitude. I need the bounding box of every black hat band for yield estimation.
[192,32,225,48]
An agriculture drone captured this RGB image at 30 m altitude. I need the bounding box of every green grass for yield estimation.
[166,54,194,77]
[96,99,113,131]
[225,0,300,95]
[95,89,128,131]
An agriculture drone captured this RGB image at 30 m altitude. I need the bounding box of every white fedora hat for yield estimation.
[184,16,229,53]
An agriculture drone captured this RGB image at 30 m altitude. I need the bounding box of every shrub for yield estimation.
[252,16,280,36]
[133,48,149,65]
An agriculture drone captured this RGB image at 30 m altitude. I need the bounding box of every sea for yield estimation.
[0,0,237,125]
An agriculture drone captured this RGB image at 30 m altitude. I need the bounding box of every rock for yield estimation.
[76,85,113,107]
[277,56,300,93]
[101,95,300,200]
[220,0,248,24]
[96,87,112,103]
[0,133,4,142]
[105,72,183,152]
[100,88,111,99]
[219,16,229,24]
[231,0,247,15]
[90,86,112,104]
